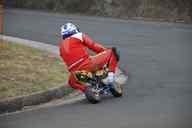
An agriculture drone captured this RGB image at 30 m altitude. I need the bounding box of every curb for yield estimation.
[0,35,127,115]
[0,84,78,114]
[0,35,59,55]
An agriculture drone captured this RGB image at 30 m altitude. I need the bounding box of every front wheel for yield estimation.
[110,83,123,97]
[85,87,101,104]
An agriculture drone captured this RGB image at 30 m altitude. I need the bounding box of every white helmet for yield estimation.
[60,22,80,38]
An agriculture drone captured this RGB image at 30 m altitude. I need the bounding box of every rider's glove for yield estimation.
[112,47,120,62]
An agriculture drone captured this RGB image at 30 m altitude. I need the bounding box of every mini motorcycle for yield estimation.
[74,64,123,104]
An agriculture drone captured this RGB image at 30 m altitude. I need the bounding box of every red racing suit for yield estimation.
[59,33,118,92]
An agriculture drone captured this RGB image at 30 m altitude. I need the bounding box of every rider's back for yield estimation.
[59,33,89,69]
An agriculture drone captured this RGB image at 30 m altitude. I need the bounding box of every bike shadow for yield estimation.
[77,95,119,105]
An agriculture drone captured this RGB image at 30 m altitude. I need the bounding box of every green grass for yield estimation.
[0,41,71,99]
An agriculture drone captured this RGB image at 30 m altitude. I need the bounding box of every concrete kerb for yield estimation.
[0,35,59,55]
[0,83,78,114]
[0,35,127,115]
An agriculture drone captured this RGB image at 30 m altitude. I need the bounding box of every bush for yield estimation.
[5,0,192,22]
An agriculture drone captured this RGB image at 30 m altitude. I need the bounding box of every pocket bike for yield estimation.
[74,48,123,104]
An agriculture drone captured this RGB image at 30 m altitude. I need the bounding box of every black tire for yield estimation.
[110,83,123,97]
[85,87,101,104]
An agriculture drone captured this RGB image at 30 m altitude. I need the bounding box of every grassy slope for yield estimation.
[0,41,70,99]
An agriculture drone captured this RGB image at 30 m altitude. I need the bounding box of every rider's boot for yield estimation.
[107,72,115,84]
[106,72,116,88]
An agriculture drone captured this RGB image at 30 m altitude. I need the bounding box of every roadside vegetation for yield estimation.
[6,0,192,23]
[0,41,71,100]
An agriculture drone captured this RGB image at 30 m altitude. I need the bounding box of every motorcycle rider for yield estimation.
[59,22,119,92]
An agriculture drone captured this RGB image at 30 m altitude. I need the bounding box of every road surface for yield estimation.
[1,9,192,128]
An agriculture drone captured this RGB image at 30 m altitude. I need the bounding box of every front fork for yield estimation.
[90,77,111,95]
[99,82,112,95]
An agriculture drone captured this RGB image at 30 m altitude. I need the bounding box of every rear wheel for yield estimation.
[85,87,101,104]
[110,83,123,97]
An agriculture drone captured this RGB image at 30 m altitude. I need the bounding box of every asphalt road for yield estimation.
[1,9,192,128]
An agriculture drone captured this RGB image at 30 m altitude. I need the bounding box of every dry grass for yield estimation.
[0,41,70,99]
